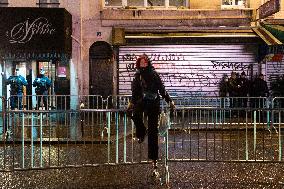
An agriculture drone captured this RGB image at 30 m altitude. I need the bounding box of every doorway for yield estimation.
[89,41,114,98]
[36,60,57,109]
[37,61,56,95]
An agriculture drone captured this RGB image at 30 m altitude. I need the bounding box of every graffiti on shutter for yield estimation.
[119,45,258,97]
[266,59,284,90]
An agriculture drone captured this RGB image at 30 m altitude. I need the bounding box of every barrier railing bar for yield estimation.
[22,114,25,169]
[279,112,282,161]
[107,112,111,164]
[115,112,119,164]
[123,113,127,163]
[40,112,43,168]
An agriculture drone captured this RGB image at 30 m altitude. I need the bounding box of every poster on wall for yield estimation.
[57,66,66,77]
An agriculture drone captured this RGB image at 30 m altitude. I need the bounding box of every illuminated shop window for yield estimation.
[0,0,8,7]
[104,0,188,8]
[222,0,246,8]
[169,0,187,8]
[127,0,144,6]
[104,0,122,6]
[37,0,60,8]
[146,0,164,6]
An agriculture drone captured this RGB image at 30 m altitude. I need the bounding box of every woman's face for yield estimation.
[140,58,148,68]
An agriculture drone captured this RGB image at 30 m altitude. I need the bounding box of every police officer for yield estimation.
[238,71,249,117]
[253,73,269,97]
[251,74,269,121]
[3,68,28,110]
[219,74,229,109]
[33,68,51,110]
[251,73,269,108]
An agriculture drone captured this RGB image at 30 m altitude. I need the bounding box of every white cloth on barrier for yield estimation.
[159,111,170,136]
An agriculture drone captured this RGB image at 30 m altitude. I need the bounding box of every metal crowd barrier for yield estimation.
[167,106,283,162]
[0,108,168,176]
[167,96,270,108]
[0,96,6,135]
[3,95,274,111]
[106,95,131,109]
[6,95,103,110]
[78,95,104,109]
[0,95,284,186]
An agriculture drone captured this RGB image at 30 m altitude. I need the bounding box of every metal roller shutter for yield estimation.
[266,59,284,90]
[118,44,258,96]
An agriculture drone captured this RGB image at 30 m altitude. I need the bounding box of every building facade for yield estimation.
[0,0,284,103]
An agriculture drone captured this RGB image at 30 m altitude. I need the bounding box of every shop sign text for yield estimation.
[6,17,56,44]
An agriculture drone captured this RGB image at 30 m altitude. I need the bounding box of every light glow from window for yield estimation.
[104,0,188,8]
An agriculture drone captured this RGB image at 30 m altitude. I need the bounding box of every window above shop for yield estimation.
[103,0,189,9]
[0,0,8,7]
[37,0,60,8]
[221,0,246,9]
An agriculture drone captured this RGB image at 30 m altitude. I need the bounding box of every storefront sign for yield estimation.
[259,0,280,19]
[0,7,72,56]
[265,53,283,62]
[7,17,56,44]
[57,66,67,77]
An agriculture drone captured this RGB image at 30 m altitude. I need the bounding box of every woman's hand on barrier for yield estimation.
[80,102,85,109]
[169,101,175,111]
[126,102,134,117]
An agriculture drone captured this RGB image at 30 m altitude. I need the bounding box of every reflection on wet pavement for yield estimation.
[1,162,284,188]
[1,107,284,188]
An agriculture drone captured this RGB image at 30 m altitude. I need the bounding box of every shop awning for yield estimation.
[263,24,284,43]
[252,26,284,60]
[0,7,72,59]
[252,27,282,46]
[113,27,261,45]
[252,25,284,62]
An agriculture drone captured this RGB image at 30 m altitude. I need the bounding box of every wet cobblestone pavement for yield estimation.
[1,113,284,188]
[1,162,284,188]
[1,131,284,189]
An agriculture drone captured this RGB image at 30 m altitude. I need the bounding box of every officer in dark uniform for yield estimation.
[253,74,269,97]
[237,71,250,117]
[251,73,269,121]
[238,72,249,97]
[251,73,269,108]
[219,74,229,108]
[4,68,28,110]
[228,72,239,108]
[33,68,51,110]
[127,54,175,176]
[238,72,249,105]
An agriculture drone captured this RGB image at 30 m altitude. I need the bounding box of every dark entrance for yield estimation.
[89,41,113,98]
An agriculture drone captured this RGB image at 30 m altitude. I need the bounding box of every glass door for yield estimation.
[37,61,56,109]
[37,61,56,95]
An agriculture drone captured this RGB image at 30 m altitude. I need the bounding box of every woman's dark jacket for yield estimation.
[131,67,172,108]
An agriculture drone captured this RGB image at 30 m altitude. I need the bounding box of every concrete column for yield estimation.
[70,59,78,110]
[144,0,147,7]
[122,0,127,7]
[0,60,3,135]
[186,0,189,8]
[31,61,37,108]
[0,60,3,111]
[165,0,169,8]
[102,0,106,7]
[70,112,79,140]
[5,61,12,101]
